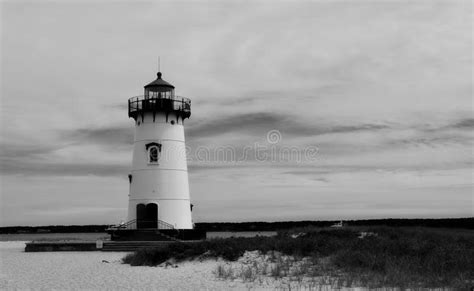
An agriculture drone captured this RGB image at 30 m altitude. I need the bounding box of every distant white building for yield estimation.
[330,221,344,228]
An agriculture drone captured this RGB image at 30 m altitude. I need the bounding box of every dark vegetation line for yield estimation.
[194,217,474,232]
[0,217,472,234]
[123,227,474,288]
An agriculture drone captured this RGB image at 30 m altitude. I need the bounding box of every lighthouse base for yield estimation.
[107,229,206,241]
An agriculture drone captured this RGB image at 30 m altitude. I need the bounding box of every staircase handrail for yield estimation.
[107,219,176,230]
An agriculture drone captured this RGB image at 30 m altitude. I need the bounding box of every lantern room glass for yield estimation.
[144,88,175,99]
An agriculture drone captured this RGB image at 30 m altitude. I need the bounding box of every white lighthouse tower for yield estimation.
[126,71,193,230]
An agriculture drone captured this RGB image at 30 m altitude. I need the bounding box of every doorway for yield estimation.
[136,203,158,229]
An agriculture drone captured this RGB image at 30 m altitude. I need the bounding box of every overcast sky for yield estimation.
[1,1,472,226]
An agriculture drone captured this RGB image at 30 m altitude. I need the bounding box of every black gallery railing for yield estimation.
[128,95,191,118]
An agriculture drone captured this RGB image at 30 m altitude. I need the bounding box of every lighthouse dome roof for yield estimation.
[144,72,175,91]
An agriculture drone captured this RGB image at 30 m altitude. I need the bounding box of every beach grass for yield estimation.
[122,226,474,288]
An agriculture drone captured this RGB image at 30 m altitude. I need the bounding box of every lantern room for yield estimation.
[144,71,175,99]
[128,71,191,121]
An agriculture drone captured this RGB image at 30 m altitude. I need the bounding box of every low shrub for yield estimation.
[122,227,474,288]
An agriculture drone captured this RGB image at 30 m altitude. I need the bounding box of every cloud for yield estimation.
[0,143,58,159]
[2,111,471,178]
[1,159,129,177]
[187,112,284,138]
[187,111,390,139]
[64,126,134,147]
[448,118,474,129]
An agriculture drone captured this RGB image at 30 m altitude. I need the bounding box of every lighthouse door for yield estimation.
[145,203,158,228]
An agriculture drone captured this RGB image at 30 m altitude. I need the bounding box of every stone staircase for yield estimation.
[108,228,181,242]
[102,241,175,252]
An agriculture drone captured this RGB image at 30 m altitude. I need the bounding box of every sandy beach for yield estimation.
[0,241,252,290]
[1,241,332,290]
[1,241,354,290]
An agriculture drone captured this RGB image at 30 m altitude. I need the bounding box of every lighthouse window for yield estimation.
[145,142,162,164]
[149,146,159,163]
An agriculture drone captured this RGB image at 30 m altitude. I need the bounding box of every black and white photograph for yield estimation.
[0,0,472,289]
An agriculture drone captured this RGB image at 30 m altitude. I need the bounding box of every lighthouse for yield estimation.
[126,71,193,230]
